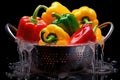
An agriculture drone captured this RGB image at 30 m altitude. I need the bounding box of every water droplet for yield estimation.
[111,60,117,65]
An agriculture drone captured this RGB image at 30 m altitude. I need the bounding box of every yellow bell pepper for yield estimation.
[39,24,70,45]
[41,1,71,25]
[72,6,99,27]
[95,27,103,42]
[93,25,104,47]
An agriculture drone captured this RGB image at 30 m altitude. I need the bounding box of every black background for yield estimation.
[0,0,120,80]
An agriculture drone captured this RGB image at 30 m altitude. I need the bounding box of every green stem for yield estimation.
[93,25,98,32]
[41,30,57,43]
[82,17,92,24]
[29,5,48,24]
[52,12,62,19]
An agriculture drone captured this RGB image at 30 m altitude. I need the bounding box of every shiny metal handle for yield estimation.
[5,23,17,40]
[98,22,114,42]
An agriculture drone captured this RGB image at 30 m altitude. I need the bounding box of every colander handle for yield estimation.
[98,22,114,42]
[5,22,114,41]
[5,23,17,40]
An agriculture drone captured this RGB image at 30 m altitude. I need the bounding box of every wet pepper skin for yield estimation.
[16,5,47,43]
[16,16,47,42]
[69,23,96,45]
[39,24,70,45]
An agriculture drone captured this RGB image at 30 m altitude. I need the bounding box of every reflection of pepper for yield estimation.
[52,12,79,36]
[16,5,47,43]
[72,6,98,27]
[69,23,96,44]
[39,24,70,45]
[41,1,70,25]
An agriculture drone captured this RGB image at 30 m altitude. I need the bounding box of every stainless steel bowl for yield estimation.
[16,39,96,76]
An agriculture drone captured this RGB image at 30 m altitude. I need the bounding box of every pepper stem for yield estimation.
[29,5,48,24]
[82,17,92,24]
[52,12,61,19]
[41,30,57,43]
[93,25,98,32]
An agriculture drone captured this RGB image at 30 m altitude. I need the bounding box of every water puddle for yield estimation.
[6,39,117,80]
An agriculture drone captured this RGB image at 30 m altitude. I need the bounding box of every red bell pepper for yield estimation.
[16,5,47,43]
[69,23,96,45]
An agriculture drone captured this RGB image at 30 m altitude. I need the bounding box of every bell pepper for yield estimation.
[93,26,103,42]
[52,12,80,36]
[69,23,96,45]
[41,1,71,25]
[16,5,47,43]
[39,24,70,45]
[72,6,99,27]
[93,25,104,47]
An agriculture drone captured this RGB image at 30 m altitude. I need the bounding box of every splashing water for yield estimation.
[92,43,117,74]
[6,39,34,80]
[6,39,117,80]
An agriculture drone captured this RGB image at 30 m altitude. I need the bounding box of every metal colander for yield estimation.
[31,43,95,74]
[14,38,96,76]
[15,39,96,77]
[5,22,114,77]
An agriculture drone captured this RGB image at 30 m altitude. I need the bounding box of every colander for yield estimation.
[5,22,114,77]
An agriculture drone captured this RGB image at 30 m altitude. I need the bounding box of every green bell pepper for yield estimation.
[52,12,80,36]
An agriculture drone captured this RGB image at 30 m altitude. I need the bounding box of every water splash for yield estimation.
[6,39,117,80]
[6,39,34,80]
[92,43,117,74]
